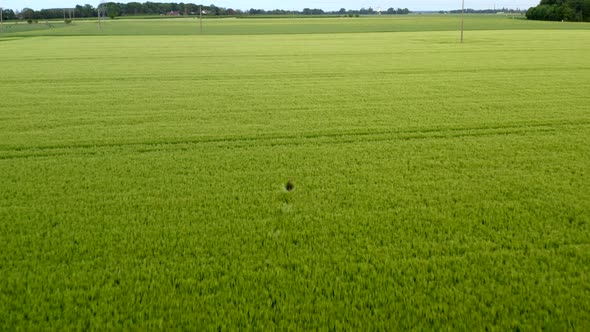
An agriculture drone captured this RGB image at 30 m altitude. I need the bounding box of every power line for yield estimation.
[461,0,465,43]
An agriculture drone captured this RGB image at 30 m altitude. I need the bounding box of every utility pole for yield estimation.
[199,6,203,33]
[460,0,465,43]
[98,3,101,30]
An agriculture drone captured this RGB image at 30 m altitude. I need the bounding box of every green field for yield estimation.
[1,16,590,329]
[3,14,590,36]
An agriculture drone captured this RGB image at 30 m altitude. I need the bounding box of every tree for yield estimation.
[104,2,121,19]
[249,8,265,15]
[74,5,97,18]
[527,0,590,21]
[558,4,576,19]
[2,9,17,20]
[126,2,143,15]
[20,8,36,20]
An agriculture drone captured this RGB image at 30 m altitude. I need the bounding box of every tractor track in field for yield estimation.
[3,66,590,84]
[1,120,588,161]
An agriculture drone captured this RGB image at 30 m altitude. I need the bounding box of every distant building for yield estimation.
[167,11,181,16]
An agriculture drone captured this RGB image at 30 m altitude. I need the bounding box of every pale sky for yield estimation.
[1,0,540,11]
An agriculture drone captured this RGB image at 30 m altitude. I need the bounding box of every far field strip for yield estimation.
[1,16,590,37]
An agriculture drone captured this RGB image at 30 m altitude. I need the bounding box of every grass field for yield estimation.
[2,14,590,36]
[1,16,590,329]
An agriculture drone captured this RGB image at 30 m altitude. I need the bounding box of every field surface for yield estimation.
[1,16,590,329]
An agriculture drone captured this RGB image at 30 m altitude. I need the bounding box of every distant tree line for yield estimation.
[251,7,411,15]
[444,8,525,14]
[4,3,227,20]
[1,3,411,21]
[526,0,590,21]
[337,7,411,15]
